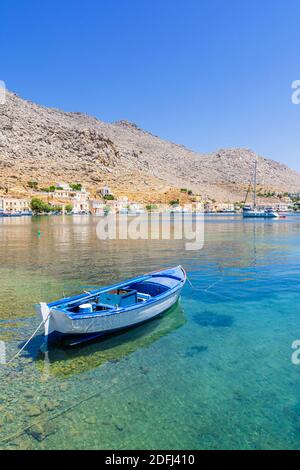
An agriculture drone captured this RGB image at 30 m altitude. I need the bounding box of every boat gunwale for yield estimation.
[48,266,186,320]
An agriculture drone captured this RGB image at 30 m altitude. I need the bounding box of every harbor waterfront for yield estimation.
[1,214,300,449]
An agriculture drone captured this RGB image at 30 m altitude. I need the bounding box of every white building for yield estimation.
[217,203,235,212]
[101,186,112,197]
[89,200,106,215]
[289,192,300,199]
[273,203,291,212]
[52,189,73,199]
[51,188,90,213]
[53,187,88,200]
[0,198,30,212]
[71,191,90,213]
[129,203,143,211]
[55,183,71,191]
[114,197,129,212]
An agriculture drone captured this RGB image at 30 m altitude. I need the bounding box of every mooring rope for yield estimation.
[7,312,50,364]
[7,270,225,365]
[0,370,147,446]
[186,273,224,294]
[0,270,232,446]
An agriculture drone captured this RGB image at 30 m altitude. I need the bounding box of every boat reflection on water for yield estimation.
[36,302,186,379]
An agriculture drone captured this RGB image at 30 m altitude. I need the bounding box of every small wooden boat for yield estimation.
[36,266,186,346]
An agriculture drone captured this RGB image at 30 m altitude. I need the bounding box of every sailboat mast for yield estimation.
[253,160,257,209]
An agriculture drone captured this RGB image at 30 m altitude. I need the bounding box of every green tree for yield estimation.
[27,181,38,190]
[30,198,51,214]
[146,204,158,211]
[65,204,73,213]
[50,205,63,213]
[103,194,115,200]
[70,183,82,191]
[169,199,179,206]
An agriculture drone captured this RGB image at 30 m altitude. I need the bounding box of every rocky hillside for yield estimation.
[0,90,299,202]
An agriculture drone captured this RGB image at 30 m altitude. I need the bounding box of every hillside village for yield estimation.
[1,180,300,216]
[1,90,300,212]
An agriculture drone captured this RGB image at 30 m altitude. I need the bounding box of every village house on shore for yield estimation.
[0,183,299,215]
[0,197,30,213]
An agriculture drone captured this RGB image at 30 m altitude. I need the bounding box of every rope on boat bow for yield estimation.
[7,311,51,364]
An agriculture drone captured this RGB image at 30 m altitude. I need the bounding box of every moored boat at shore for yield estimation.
[243,161,279,219]
[2,211,22,217]
[243,205,279,218]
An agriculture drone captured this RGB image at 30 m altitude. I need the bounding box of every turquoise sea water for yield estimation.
[1,214,300,449]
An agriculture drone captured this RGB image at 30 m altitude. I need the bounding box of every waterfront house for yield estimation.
[89,200,106,215]
[204,202,217,213]
[114,197,129,213]
[192,202,204,212]
[128,203,144,213]
[0,197,30,212]
[217,203,235,212]
[273,203,290,212]
[51,187,90,213]
[71,191,90,213]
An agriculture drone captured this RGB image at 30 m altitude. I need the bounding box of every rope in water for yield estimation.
[1,272,230,446]
[186,273,224,294]
[0,369,147,446]
[7,313,50,364]
[7,272,224,364]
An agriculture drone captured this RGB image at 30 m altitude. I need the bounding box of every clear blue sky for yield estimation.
[1,0,300,170]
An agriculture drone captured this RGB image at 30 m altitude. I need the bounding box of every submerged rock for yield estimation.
[39,399,60,412]
[26,419,57,442]
[0,411,15,426]
[139,365,149,375]
[59,383,70,392]
[25,405,42,417]
[185,345,208,357]
[85,416,97,425]
[193,312,234,328]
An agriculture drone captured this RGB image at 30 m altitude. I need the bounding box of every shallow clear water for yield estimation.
[1,214,300,449]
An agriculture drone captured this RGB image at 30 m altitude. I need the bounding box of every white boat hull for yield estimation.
[37,288,182,338]
[243,211,279,218]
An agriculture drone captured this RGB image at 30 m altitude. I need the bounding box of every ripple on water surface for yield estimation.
[1,215,300,449]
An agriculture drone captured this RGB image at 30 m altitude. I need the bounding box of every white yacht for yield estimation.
[243,162,279,219]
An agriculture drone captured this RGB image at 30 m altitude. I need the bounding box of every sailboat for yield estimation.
[243,161,279,218]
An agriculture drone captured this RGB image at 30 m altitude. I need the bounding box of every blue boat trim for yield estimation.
[38,265,186,343]
[67,284,181,320]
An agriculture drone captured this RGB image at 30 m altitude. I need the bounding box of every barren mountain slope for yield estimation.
[0,90,299,202]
